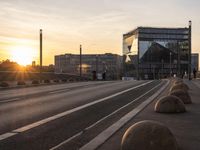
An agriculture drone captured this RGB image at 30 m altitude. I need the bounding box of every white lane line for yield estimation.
[0,98,21,103]
[49,89,70,94]
[0,132,17,141]
[49,132,83,150]
[0,81,152,141]
[49,82,162,150]
[80,80,169,150]
[85,82,161,131]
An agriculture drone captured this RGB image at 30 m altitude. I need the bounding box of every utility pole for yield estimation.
[170,52,172,77]
[96,55,98,75]
[177,41,180,77]
[40,29,43,82]
[188,21,192,80]
[80,45,82,78]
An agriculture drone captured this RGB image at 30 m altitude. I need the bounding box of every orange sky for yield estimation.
[0,0,200,65]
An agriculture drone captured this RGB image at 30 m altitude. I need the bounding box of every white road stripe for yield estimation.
[49,89,70,94]
[80,80,169,150]
[0,81,152,141]
[49,132,83,150]
[0,132,17,141]
[49,81,162,150]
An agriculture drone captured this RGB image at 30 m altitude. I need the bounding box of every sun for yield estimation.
[11,46,36,66]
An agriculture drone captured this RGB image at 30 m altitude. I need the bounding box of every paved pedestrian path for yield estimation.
[97,79,200,150]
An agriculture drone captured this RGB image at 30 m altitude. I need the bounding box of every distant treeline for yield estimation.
[0,59,54,72]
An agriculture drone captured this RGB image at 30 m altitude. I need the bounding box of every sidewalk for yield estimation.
[97,79,200,150]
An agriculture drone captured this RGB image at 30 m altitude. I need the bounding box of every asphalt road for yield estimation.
[0,80,164,150]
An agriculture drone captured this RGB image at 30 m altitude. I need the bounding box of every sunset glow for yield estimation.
[10,46,36,66]
[0,0,200,65]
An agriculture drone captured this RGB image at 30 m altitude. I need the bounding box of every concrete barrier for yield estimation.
[0,82,9,87]
[121,120,179,150]
[170,89,192,104]
[174,80,183,85]
[17,81,26,85]
[170,83,189,92]
[154,95,186,113]
[32,80,40,85]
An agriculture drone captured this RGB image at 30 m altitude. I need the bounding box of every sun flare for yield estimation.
[11,46,36,66]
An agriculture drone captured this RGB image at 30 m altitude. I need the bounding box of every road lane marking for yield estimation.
[80,80,169,150]
[49,132,83,150]
[0,98,21,103]
[0,132,17,141]
[49,81,162,150]
[49,89,70,94]
[0,81,152,141]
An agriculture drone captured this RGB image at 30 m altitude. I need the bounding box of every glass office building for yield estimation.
[123,26,191,79]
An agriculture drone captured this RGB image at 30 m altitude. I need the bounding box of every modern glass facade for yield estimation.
[123,27,191,79]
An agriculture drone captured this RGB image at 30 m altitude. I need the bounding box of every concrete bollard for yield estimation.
[17,81,26,85]
[170,89,192,104]
[174,80,183,85]
[154,95,186,113]
[170,83,189,92]
[121,120,179,150]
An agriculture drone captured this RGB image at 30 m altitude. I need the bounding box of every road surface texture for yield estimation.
[0,80,166,150]
[97,79,200,150]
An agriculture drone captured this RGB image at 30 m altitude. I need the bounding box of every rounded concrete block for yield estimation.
[121,120,179,150]
[170,83,189,92]
[174,80,183,85]
[170,89,192,104]
[154,95,186,113]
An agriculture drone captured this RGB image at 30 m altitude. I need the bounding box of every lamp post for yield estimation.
[40,29,42,82]
[96,55,98,75]
[188,21,192,80]
[170,52,172,77]
[80,45,82,78]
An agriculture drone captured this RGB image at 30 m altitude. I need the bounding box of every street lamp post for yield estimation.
[96,55,98,75]
[170,52,172,77]
[39,29,42,83]
[188,21,192,80]
[80,45,82,78]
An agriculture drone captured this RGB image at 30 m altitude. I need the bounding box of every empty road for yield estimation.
[0,80,166,150]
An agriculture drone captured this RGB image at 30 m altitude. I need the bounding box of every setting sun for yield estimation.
[11,46,36,66]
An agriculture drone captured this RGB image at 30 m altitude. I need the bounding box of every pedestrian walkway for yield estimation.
[97,79,200,150]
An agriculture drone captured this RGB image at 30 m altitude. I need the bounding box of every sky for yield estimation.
[0,0,200,65]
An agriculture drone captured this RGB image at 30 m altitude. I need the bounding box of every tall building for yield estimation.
[55,53,122,80]
[123,25,191,79]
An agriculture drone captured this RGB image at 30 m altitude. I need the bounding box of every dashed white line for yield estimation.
[49,89,70,94]
[0,81,152,141]
[80,80,169,150]
[49,82,162,150]
[0,132,17,141]
[49,132,83,150]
